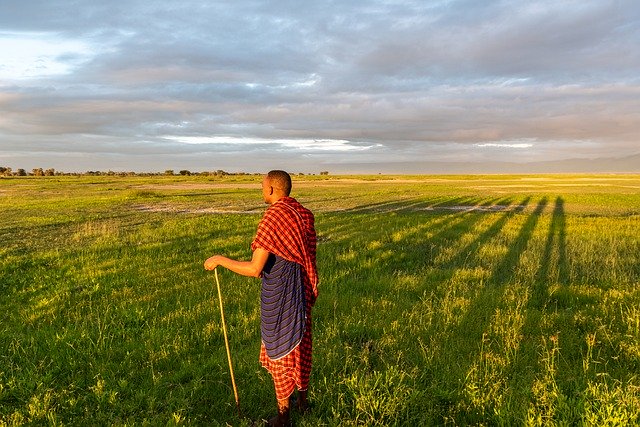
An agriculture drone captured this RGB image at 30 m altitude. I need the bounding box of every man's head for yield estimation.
[262,170,292,204]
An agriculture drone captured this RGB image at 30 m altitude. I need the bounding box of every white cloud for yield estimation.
[476,143,534,149]
[165,136,380,152]
[0,32,93,80]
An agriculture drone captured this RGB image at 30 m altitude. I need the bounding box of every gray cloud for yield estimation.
[1,0,639,172]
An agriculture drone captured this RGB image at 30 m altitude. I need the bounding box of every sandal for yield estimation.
[290,395,312,414]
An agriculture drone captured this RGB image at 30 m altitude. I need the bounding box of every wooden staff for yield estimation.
[214,268,241,417]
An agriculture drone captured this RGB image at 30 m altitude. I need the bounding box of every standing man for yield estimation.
[204,170,318,427]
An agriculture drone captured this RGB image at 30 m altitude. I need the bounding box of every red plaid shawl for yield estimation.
[252,197,317,399]
[251,196,318,304]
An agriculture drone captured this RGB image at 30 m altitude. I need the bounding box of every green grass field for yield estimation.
[1,174,639,426]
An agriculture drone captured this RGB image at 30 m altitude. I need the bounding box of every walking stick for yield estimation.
[214,268,241,418]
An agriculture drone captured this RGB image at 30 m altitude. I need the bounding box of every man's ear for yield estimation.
[269,186,274,195]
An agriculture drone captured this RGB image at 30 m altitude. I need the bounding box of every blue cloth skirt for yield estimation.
[261,255,306,360]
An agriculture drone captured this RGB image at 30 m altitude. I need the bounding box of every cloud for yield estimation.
[1,0,639,172]
[0,32,93,80]
[476,143,533,149]
[166,136,380,152]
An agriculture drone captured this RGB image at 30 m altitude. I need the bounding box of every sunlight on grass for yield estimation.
[1,174,639,425]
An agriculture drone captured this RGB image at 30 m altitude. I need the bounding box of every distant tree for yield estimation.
[165,169,174,176]
[16,168,27,176]
[0,167,9,176]
[45,168,55,176]
[179,170,191,176]
[320,171,329,175]
[32,168,44,176]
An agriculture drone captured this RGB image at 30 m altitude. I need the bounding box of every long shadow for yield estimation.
[319,196,479,241]
[360,197,516,277]
[359,195,492,221]
[326,196,515,317]
[424,197,549,422]
[505,197,566,371]
[360,198,532,290]
[488,198,548,286]
[322,197,509,348]
[396,198,507,272]
[505,197,584,423]
[532,197,567,306]
[439,197,530,270]
[323,198,483,265]
[339,195,484,214]
[448,197,548,340]
[556,198,569,286]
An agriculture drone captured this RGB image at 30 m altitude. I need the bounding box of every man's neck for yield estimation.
[268,194,287,205]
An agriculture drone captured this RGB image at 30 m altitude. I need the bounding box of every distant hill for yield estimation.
[329,153,640,174]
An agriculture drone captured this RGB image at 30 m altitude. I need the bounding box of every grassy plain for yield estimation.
[1,174,639,426]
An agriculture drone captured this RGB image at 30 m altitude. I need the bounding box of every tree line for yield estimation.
[0,167,246,177]
[0,167,328,177]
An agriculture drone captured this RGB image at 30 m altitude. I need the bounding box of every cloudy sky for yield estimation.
[1,0,639,173]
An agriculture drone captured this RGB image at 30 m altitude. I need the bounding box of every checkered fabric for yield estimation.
[259,313,313,400]
[252,196,317,400]
[251,197,318,304]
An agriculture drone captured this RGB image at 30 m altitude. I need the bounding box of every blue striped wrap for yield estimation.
[261,255,306,360]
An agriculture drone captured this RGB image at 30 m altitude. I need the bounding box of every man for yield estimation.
[204,170,318,426]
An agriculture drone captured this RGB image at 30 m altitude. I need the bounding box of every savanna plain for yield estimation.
[1,174,639,426]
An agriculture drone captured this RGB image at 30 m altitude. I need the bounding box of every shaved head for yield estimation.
[266,170,292,196]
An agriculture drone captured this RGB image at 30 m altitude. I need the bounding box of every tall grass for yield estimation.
[1,175,639,425]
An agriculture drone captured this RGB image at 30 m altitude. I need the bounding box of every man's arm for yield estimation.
[204,247,270,278]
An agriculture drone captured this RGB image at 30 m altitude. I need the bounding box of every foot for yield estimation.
[266,412,291,427]
[291,390,311,414]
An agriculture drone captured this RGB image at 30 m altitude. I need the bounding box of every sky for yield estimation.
[1,0,639,174]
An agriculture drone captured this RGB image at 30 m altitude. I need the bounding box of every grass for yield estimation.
[1,174,639,425]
